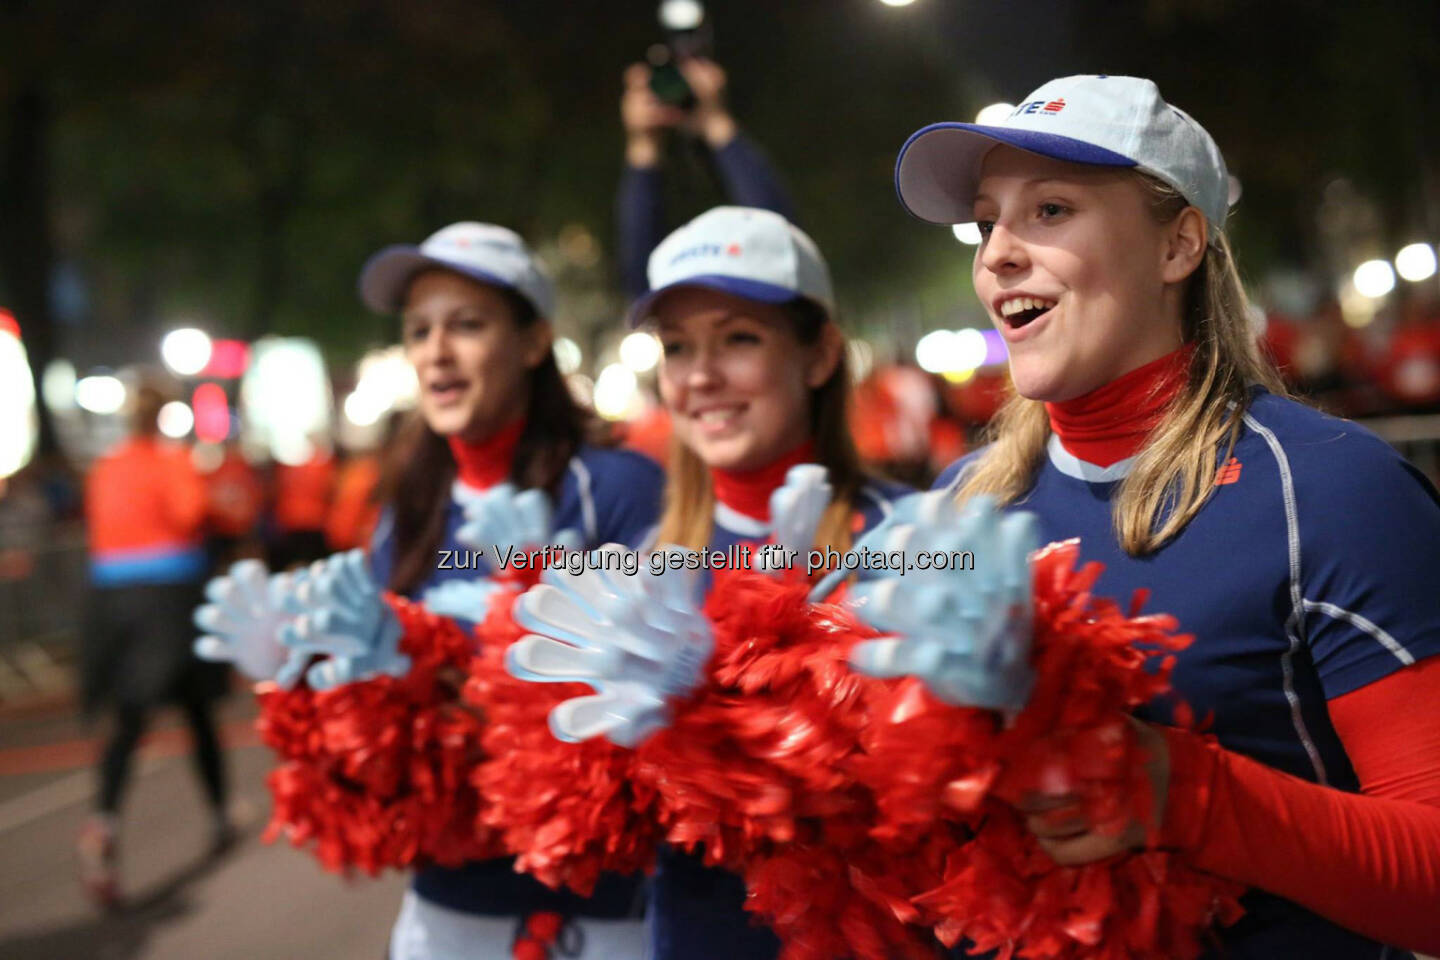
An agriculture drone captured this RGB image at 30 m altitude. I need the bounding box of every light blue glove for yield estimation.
[278,549,408,691]
[432,480,581,623]
[842,493,1039,711]
[422,577,504,623]
[193,559,307,684]
[505,544,713,748]
[453,481,580,565]
[758,464,832,576]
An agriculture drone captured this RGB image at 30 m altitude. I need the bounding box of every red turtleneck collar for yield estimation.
[711,440,816,522]
[448,417,525,490]
[1045,345,1193,468]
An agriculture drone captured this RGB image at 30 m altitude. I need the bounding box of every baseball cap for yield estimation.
[358,222,555,317]
[895,75,1230,232]
[628,206,835,327]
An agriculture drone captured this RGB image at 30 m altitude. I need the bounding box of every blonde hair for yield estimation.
[956,173,1288,555]
[654,297,866,557]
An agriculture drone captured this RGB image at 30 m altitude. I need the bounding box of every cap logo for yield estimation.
[669,243,731,266]
[1012,97,1066,117]
[726,243,743,256]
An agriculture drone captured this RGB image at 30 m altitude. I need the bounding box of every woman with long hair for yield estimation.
[201,221,665,959]
[359,223,665,960]
[891,76,1440,956]
[627,205,913,960]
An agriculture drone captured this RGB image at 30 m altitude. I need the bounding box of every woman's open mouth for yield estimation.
[428,379,469,405]
[999,296,1058,329]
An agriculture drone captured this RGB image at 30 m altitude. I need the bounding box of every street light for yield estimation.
[554,337,583,375]
[594,363,639,420]
[619,332,662,372]
[0,326,37,477]
[161,327,213,376]
[158,401,194,439]
[1352,259,1396,299]
[76,375,127,415]
[659,0,704,30]
[1395,243,1438,283]
[954,328,988,371]
[915,330,958,373]
[878,0,918,6]
[952,223,982,245]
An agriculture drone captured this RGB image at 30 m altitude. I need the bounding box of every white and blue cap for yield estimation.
[629,206,835,327]
[358,221,555,317]
[895,75,1230,232]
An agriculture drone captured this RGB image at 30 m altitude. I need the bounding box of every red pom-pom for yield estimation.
[256,595,501,875]
[857,540,1246,959]
[633,569,943,960]
[464,587,660,896]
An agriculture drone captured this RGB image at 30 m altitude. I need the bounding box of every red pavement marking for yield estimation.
[0,719,261,777]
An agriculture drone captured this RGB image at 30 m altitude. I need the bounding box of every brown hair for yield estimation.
[955,172,1288,555]
[653,297,867,556]
[378,284,602,594]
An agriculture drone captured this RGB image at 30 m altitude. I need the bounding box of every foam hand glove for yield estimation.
[422,577,504,624]
[844,493,1039,711]
[453,481,580,567]
[278,549,408,691]
[759,464,832,576]
[193,559,306,683]
[505,545,713,747]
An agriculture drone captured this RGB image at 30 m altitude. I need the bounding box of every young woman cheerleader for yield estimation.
[624,205,914,959]
[891,75,1440,957]
[201,222,665,960]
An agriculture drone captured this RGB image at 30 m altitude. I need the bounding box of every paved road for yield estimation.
[0,695,407,960]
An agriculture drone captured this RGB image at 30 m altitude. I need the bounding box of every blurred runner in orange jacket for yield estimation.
[325,452,382,551]
[270,439,334,569]
[79,381,231,907]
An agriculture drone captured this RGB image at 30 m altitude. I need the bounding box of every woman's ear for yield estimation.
[522,320,555,370]
[805,322,845,389]
[1160,207,1208,285]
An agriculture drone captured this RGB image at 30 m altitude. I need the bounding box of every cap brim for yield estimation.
[626,275,801,328]
[895,122,1137,225]
[357,245,521,314]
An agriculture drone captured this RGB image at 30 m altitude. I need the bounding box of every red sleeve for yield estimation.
[1160,654,1440,953]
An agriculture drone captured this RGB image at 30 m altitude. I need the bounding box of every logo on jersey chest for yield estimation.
[1214,457,1242,486]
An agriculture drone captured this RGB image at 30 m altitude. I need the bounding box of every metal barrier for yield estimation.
[0,531,87,701]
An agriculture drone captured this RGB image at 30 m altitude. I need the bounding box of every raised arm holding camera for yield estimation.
[616,54,796,299]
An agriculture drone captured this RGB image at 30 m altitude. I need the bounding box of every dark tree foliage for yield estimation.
[1,0,1436,457]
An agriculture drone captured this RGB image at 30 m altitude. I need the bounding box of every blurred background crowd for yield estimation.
[0,1,1438,956]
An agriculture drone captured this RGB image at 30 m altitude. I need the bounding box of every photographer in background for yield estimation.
[617,56,796,298]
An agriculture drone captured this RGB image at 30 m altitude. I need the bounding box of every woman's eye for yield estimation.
[661,340,687,358]
[976,220,995,238]
[1039,203,1068,218]
[404,324,429,343]
[453,316,486,332]
[726,331,762,346]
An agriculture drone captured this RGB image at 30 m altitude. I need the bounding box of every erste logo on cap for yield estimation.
[358,221,555,317]
[895,75,1231,233]
[628,206,834,328]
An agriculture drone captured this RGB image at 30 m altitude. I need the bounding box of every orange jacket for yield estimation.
[204,451,265,538]
[86,437,207,556]
[273,454,335,533]
[325,455,382,551]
